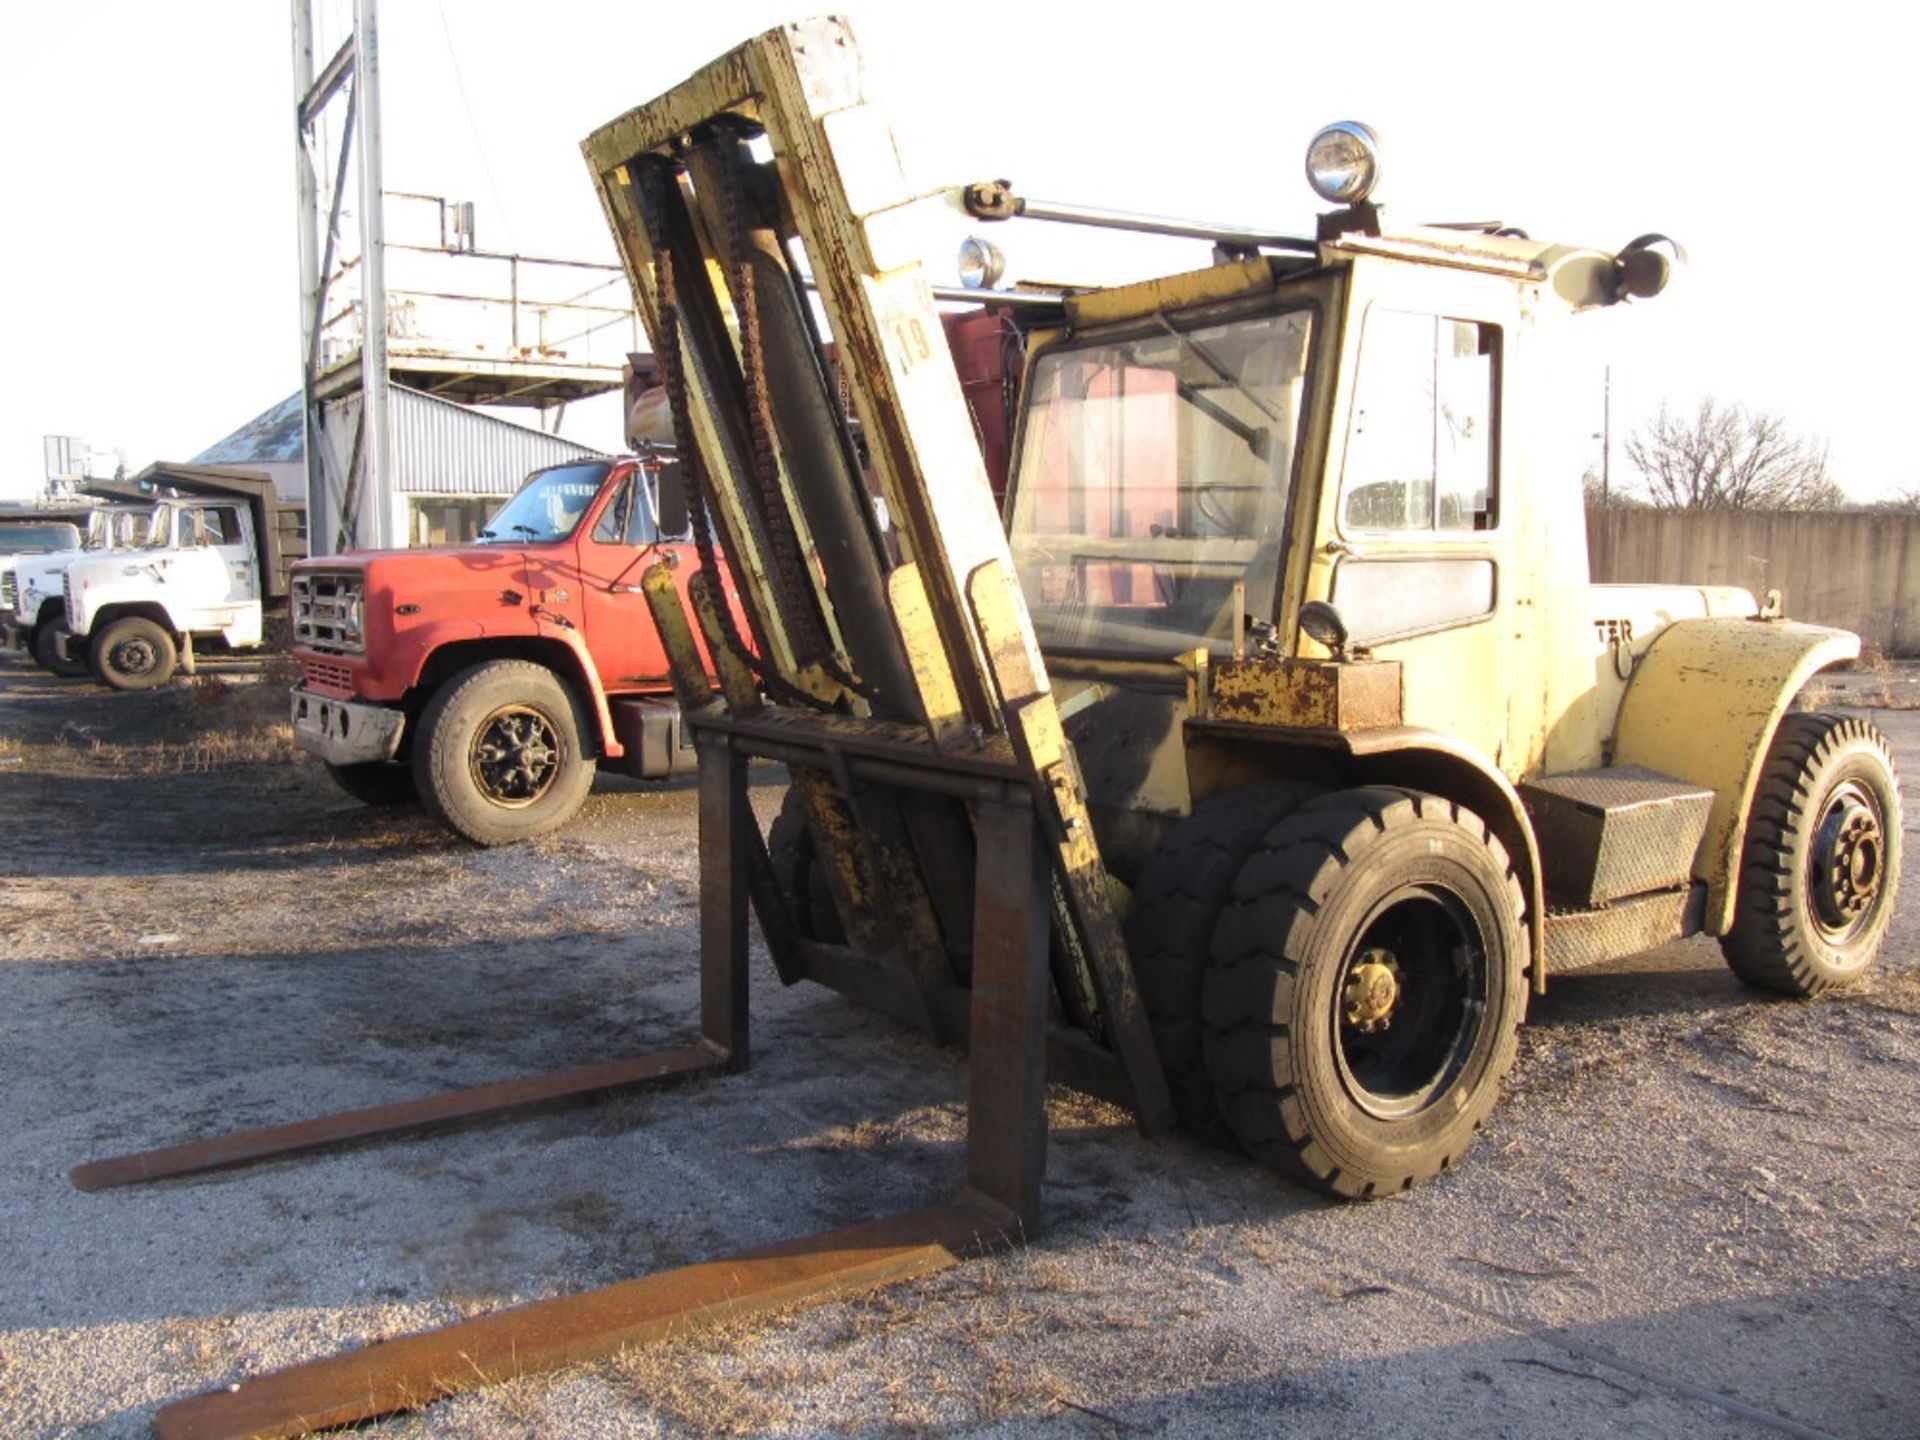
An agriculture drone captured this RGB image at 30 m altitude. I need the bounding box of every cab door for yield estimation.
[573,464,680,692]
[170,503,256,612]
[1307,257,1541,777]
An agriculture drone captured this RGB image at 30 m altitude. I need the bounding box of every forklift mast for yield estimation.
[582,15,1174,1139]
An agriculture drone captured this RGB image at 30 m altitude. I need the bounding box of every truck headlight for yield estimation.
[341,593,364,641]
[1306,121,1382,205]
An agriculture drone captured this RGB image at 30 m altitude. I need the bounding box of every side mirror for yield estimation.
[186,511,209,547]
[655,461,691,539]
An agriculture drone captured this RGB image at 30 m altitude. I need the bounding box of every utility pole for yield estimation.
[1601,364,1612,505]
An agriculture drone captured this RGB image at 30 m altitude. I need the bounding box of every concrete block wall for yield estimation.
[1586,508,1920,655]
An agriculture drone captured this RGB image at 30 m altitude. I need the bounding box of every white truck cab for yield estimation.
[55,464,306,690]
[2,500,157,674]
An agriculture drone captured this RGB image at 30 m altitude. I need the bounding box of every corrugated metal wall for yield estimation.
[391,386,605,496]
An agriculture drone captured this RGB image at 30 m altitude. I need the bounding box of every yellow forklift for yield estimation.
[116,19,1895,1437]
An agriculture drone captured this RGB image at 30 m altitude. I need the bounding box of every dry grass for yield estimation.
[605,1315,808,1436]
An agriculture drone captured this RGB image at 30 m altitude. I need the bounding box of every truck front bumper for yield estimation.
[290,687,406,766]
[0,620,26,654]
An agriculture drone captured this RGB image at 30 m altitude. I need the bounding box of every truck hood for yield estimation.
[301,545,539,639]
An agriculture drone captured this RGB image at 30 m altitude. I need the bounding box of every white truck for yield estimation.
[54,464,307,690]
[0,513,84,652]
[2,485,160,675]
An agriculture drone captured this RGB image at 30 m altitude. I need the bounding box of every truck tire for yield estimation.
[1721,712,1902,995]
[1201,787,1526,1199]
[1124,784,1321,1145]
[767,785,847,945]
[90,616,178,691]
[32,618,88,678]
[326,761,418,808]
[413,659,597,845]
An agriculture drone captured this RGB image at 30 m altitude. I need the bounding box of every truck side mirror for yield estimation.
[186,511,209,547]
[655,461,690,539]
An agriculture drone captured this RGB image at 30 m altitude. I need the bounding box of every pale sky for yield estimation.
[2,1,1911,504]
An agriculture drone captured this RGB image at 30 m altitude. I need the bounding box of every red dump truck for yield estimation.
[289,312,1019,844]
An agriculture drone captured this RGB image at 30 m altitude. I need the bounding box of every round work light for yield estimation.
[1305,122,1382,205]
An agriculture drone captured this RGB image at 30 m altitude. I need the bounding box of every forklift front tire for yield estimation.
[1125,783,1322,1146]
[1201,787,1527,1199]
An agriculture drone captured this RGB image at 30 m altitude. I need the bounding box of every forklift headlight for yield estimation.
[1305,122,1382,205]
[958,236,1006,291]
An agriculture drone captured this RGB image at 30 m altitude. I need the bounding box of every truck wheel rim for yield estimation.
[111,636,160,676]
[1332,887,1484,1121]
[1809,779,1885,941]
[470,705,561,807]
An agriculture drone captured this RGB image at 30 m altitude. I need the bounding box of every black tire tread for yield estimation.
[767,786,846,946]
[1721,712,1902,996]
[1201,786,1525,1199]
[412,659,595,846]
[1124,784,1320,1144]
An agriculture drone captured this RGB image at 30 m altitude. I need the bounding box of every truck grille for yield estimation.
[301,659,356,697]
[0,569,14,612]
[292,569,365,654]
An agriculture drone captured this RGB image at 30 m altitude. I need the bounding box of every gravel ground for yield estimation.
[0,658,1914,1439]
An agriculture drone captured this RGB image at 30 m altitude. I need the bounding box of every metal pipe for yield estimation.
[354,0,393,550]
[290,0,325,549]
[927,284,1065,309]
[965,183,1317,254]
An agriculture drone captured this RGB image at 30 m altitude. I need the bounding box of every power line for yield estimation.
[436,0,517,254]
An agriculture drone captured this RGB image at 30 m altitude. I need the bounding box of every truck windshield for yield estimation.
[0,522,82,553]
[475,461,613,544]
[85,509,151,549]
[1006,307,1312,655]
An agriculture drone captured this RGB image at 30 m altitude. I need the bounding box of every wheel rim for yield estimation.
[1809,778,1887,942]
[469,705,561,807]
[110,635,160,677]
[1332,888,1487,1120]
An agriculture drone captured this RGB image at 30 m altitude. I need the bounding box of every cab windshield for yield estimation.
[475,461,613,545]
[1006,306,1312,655]
[86,509,151,550]
[0,522,82,554]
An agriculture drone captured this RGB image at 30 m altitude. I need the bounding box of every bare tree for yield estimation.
[1624,399,1842,511]
[1866,485,1920,514]
[1582,467,1646,508]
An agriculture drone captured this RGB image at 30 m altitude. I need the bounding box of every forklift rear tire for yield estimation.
[1721,712,1902,996]
[414,660,596,846]
[1201,787,1526,1199]
[326,761,419,808]
[1124,784,1321,1145]
[768,786,847,946]
[90,616,178,691]
[32,619,88,678]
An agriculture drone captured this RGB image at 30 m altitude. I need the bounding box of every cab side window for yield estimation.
[590,477,658,546]
[1341,309,1498,533]
[196,505,244,545]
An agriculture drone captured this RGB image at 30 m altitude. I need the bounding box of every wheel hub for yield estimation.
[1812,788,1883,931]
[113,638,157,675]
[472,708,560,805]
[1342,949,1402,1033]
